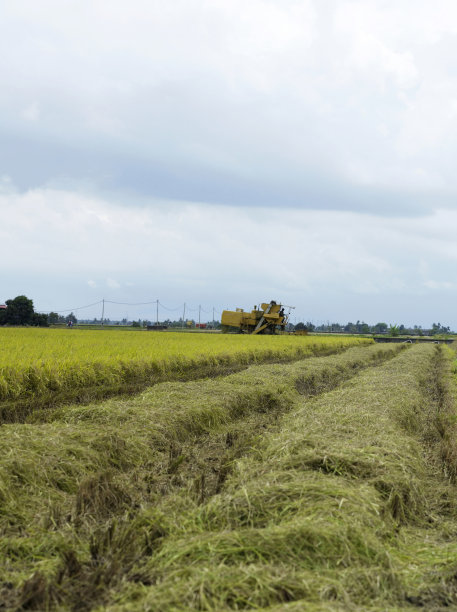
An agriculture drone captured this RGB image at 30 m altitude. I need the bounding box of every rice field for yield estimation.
[1,332,457,610]
[0,328,369,408]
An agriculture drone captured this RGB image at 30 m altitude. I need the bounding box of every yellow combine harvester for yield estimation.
[221,301,289,334]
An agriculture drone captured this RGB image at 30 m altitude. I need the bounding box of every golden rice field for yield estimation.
[0,328,369,405]
[3,340,457,610]
[2,328,457,610]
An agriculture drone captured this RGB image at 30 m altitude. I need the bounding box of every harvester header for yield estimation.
[221,301,291,334]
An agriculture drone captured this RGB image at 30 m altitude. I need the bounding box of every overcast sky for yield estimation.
[2,0,457,327]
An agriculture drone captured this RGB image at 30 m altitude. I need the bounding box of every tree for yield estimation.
[431,322,451,335]
[5,295,34,325]
[373,322,388,333]
[48,312,59,324]
[65,312,77,324]
[344,322,356,333]
[389,324,400,337]
[32,312,49,327]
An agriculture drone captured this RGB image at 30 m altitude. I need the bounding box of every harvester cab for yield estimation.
[221,301,292,334]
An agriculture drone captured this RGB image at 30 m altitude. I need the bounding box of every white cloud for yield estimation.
[0,175,15,194]
[1,185,457,326]
[334,4,419,91]
[22,103,40,122]
[2,2,457,327]
[2,1,457,207]
[106,278,121,289]
[423,280,454,290]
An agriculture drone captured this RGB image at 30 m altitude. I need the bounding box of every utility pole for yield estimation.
[101,299,105,326]
[212,306,215,329]
[182,303,186,329]
[198,304,201,328]
[156,299,159,325]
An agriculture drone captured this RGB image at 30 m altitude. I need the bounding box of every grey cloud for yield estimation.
[2,1,457,217]
[4,1,457,331]
[2,188,457,327]
[0,129,443,217]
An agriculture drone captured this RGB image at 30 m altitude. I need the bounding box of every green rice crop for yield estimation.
[0,328,369,409]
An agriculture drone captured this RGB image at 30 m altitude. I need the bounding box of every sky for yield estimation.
[2,0,457,327]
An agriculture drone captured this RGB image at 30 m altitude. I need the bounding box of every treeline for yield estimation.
[0,297,224,328]
[293,320,453,335]
[0,296,78,327]
[0,296,49,327]
[80,318,222,329]
[1,296,453,336]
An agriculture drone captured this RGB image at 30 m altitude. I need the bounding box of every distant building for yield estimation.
[0,305,6,310]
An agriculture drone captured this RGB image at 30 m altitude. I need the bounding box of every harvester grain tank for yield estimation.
[221,301,290,334]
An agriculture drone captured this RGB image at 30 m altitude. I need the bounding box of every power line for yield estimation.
[158,301,183,311]
[37,300,103,314]
[105,299,158,306]
[37,298,225,320]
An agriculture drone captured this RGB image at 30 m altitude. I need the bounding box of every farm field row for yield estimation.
[124,342,457,612]
[3,341,457,610]
[0,342,408,609]
[0,328,369,412]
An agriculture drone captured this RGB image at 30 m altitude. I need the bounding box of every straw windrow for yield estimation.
[104,344,457,611]
[3,342,457,610]
[0,343,404,609]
